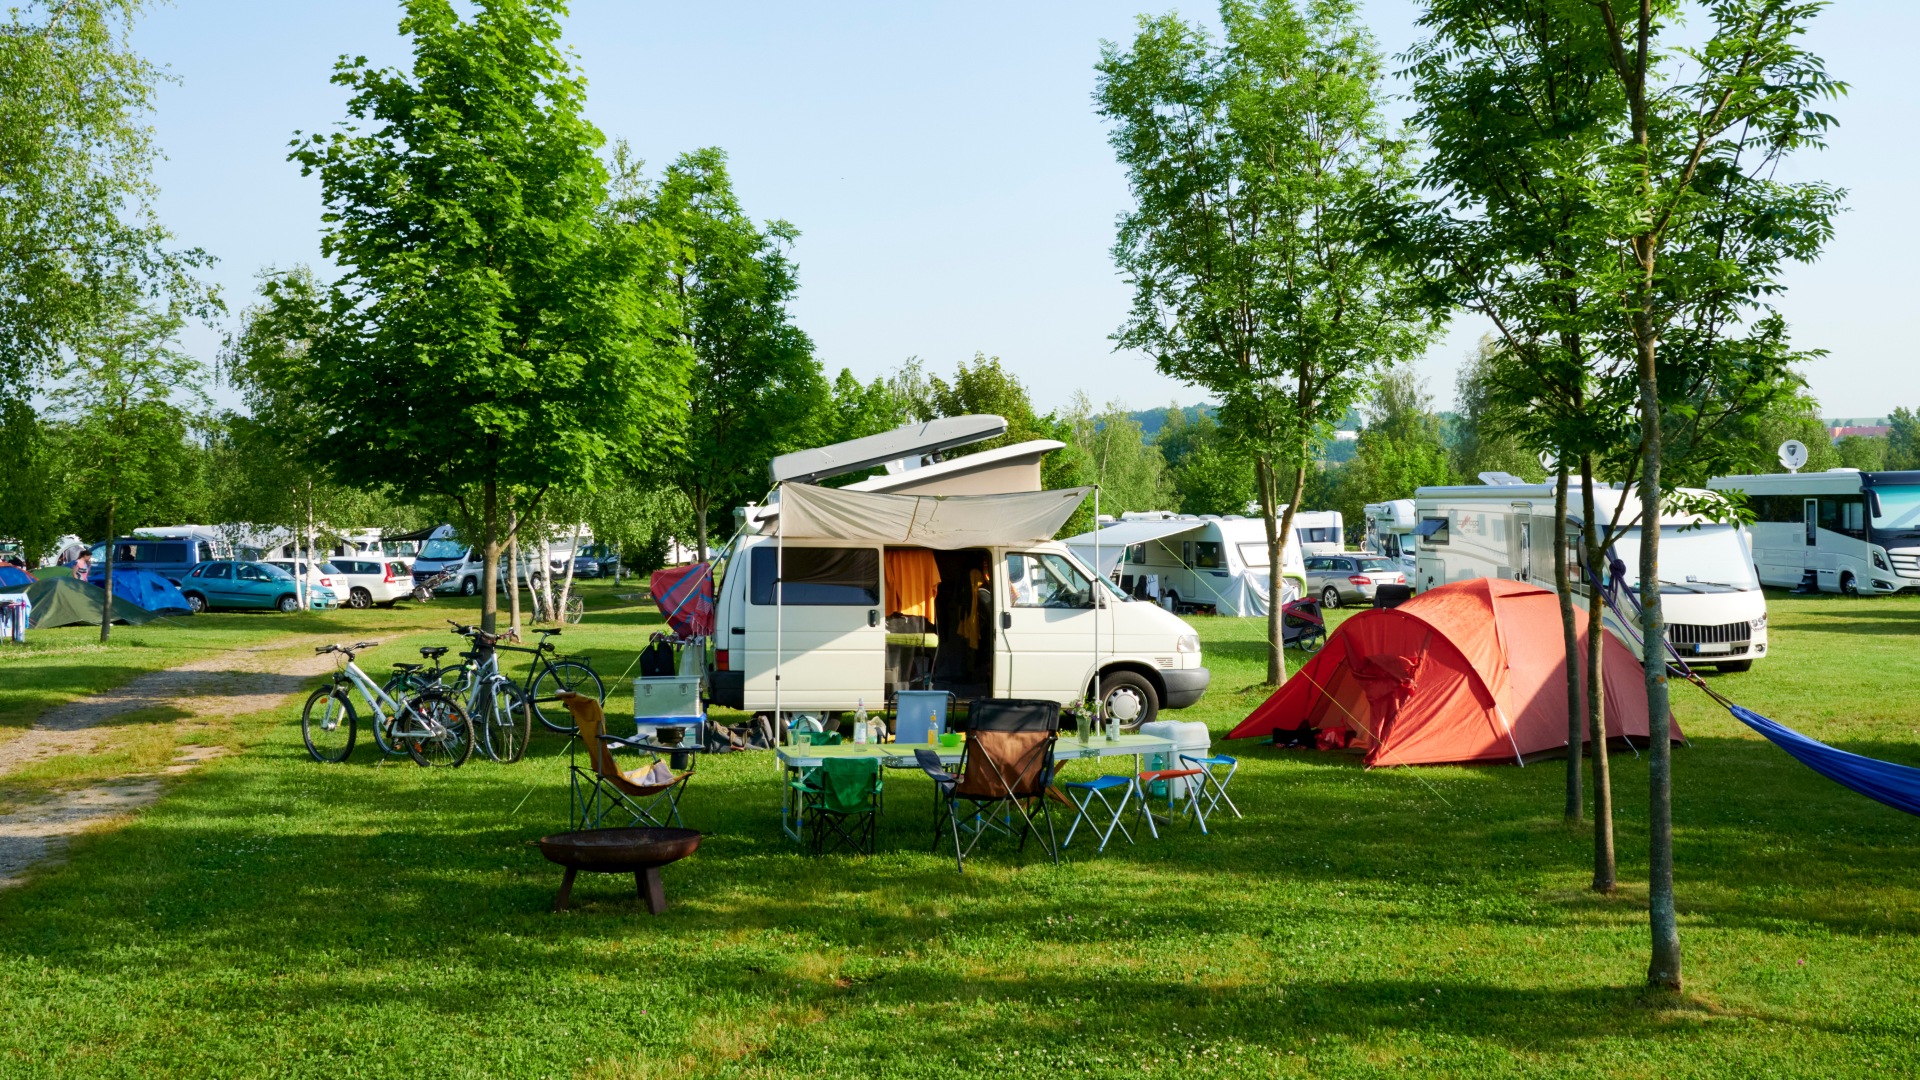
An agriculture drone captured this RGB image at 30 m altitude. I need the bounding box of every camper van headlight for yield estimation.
[1749,612,1767,633]
[1175,633,1201,654]
[1873,550,1891,571]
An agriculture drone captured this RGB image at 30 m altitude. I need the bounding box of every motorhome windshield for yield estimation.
[1610,525,1757,591]
[418,539,467,560]
[1868,484,1920,535]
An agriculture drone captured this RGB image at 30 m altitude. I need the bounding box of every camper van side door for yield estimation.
[742,545,885,711]
[999,551,1099,703]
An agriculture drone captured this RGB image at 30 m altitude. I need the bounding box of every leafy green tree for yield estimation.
[1067,396,1174,518]
[1834,434,1885,472]
[290,0,686,632]
[1342,373,1455,523]
[1452,338,1547,483]
[0,1,210,406]
[52,282,207,639]
[1887,408,1920,471]
[1159,408,1255,516]
[1736,395,1839,473]
[641,147,825,559]
[1588,0,1843,992]
[1098,0,1436,684]
[920,354,1090,496]
[0,401,65,562]
[819,368,913,447]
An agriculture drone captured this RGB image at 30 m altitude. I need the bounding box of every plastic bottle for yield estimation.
[853,699,869,744]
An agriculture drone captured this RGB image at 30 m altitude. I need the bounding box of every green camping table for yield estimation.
[775,734,1173,844]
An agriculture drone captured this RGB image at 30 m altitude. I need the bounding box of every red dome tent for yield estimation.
[1228,578,1675,766]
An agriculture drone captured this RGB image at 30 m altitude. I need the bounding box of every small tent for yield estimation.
[93,568,193,614]
[0,565,33,587]
[0,578,160,629]
[1228,577,1676,766]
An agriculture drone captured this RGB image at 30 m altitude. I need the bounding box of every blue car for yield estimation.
[178,560,338,614]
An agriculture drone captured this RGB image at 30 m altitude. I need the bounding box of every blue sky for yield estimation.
[137,1,1917,419]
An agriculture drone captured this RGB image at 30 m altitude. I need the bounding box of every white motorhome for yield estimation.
[708,418,1211,729]
[1063,512,1309,617]
[1290,510,1345,556]
[1362,499,1418,571]
[1707,469,1920,595]
[1413,480,1769,671]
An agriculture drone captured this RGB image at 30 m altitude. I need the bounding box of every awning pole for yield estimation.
[774,484,784,769]
[1093,487,1101,709]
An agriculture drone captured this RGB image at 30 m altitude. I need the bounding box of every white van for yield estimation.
[1707,469,1920,595]
[707,483,1211,729]
[1290,510,1344,556]
[1362,499,1418,572]
[1064,512,1308,616]
[1413,481,1769,671]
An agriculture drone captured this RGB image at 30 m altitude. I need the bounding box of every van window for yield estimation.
[1816,495,1867,540]
[1191,541,1222,569]
[1006,552,1094,609]
[749,546,879,605]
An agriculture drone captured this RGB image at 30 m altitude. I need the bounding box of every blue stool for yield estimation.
[1061,775,1140,852]
[1181,753,1241,820]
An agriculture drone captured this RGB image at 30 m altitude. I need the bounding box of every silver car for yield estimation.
[1304,554,1408,608]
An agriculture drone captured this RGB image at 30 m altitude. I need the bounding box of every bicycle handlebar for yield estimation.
[314,640,380,656]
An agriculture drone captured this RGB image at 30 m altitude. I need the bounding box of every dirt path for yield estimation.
[0,638,343,888]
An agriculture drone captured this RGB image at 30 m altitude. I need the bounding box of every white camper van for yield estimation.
[1063,512,1309,616]
[1413,481,1769,671]
[1362,500,1418,571]
[1707,469,1920,595]
[1290,510,1344,556]
[707,419,1211,729]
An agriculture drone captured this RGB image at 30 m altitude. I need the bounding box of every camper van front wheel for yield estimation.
[1840,573,1859,597]
[1099,671,1158,732]
[459,577,479,597]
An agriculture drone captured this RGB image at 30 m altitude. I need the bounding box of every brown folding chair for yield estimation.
[562,692,694,829]
[935,699,1060,871]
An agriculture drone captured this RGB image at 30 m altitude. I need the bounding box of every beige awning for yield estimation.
[770,483,1091,549]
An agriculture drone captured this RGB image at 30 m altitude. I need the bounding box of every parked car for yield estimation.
[569,553,601,579]
[179,560,337,613]
[1304,553,1407,608]
[326,558,414,608]
[265,559,343,600]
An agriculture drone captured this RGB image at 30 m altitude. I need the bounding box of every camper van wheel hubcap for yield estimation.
[1107,687,1144,724]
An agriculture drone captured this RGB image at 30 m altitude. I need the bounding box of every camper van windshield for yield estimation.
[1869,485,1920,533]
[1237,543,1270,568]
[1610,525,1757,592]
[419,539,466,560]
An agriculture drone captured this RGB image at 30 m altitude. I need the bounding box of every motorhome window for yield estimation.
[1238,542,1271,568]
[749,546,879,605]
[1816,495,1867,540]
[1192,541,1222,569]
[1297,527,1339,545]
[1006,552,1094,609]
[1123,543,1147,565]
[1415,517,1449,545]
[1868,485,1920,532]
[419,539,467,560]
[1610,526,1758,590]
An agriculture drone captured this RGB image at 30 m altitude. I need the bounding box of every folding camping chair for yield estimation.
[562,693,694,829]
[933,699,1060,872]
[791,756,883,855]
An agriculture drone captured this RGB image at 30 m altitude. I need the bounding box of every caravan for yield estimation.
[1062,512,1309,616]
[707,418,1211,730]
[1707,469,1920,595]
[1290,510,1344,556]
[1413,481,1769,671]
[1362,499,1418,572]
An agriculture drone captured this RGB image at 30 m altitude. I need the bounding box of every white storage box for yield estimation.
[634,676,702,721]
[1139,719,1211,799]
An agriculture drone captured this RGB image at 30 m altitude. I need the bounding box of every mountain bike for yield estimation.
[301,642,472,767]
[446,622,534,763]
[497,626,604,734]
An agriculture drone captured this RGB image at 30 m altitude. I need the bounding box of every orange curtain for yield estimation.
[885,549,943,622]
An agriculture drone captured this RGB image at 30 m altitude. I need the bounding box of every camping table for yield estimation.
[774,734,1174,845]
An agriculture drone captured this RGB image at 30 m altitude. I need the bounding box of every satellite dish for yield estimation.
[1778,439,1808,474]
[1539,450,1559,473]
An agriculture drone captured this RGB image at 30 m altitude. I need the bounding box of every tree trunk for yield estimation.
[506,503,522,637]
[1555,464,1582,821]
[98,499,115,643]
[1255,455,1296,686]
[538,531,556,622]
[304,482,315,611]
[1581,456,1617,892]
[558,521,583,621]
[1636,302,1681,991]
[480,478,501,634]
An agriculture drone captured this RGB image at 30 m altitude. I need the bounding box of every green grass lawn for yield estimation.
[0,583,1915,1077]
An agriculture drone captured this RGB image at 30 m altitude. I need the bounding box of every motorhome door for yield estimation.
[741,544,886,711]
[998,551,1099,702]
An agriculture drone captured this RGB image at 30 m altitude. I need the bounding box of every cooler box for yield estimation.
[1139,719,1211,799]
[633,675,703,744]
[894,690,951,744]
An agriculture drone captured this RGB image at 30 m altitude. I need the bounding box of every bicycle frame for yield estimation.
[335,656,451,744]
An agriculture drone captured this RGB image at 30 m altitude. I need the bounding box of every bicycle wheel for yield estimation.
[301,685,357,763]
[531,659,605,734]
[374,672,428,755]
[479,679,533,763]
[563,595,585,624]
[401,691,473,768]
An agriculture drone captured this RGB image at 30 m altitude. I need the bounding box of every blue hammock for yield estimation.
[1727,704,1920,818]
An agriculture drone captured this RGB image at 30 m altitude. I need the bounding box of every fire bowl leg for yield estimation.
[640,866,667,915]
[554,866,577,913]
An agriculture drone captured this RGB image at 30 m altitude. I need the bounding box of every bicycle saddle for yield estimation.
[420,646,449,659]
[538,627,561,636]
[392,662,423,672]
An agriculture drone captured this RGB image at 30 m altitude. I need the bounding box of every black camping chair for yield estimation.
[933,698,1060,872]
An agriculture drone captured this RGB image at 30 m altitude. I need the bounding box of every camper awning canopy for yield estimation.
[1061,520,1198,576]
[769,483,1090,550]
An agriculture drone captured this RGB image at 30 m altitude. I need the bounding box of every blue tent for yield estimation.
[93,568,195,615]
[0,566,32,587]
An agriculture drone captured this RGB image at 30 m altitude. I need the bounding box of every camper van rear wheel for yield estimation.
[1099,671,1158,732]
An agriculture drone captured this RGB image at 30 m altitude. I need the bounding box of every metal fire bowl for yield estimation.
[537,827,700,913]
